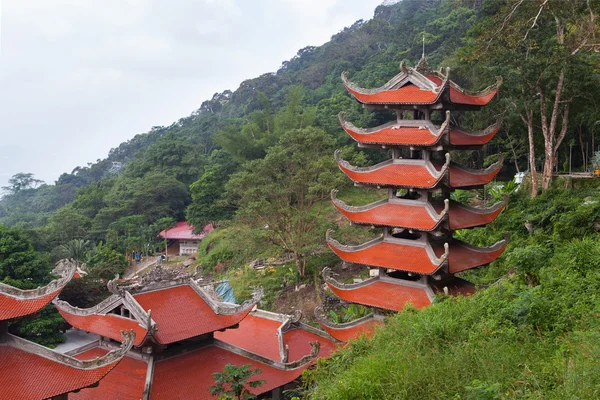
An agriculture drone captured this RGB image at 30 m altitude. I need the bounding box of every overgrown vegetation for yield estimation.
[306,181,600,399]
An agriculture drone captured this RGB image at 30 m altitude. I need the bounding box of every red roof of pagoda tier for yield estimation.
[339,111,449,147]
[445,156,504,189]
[342,62,501,108]
[314,308,382,343]
[151,346,308,399]
[433,236,509,274]
[432,198,506,230]
[0,259,76,320]
[326,231,448,275]
[0,331,134,400]
[71,348,148,400]
[134,285,253,344]
[57,310,148,346]
[449,121,502,146]
[215,313,337,362]
[331,190,448,231]
[336,151,450,189]
[323,272,432,312]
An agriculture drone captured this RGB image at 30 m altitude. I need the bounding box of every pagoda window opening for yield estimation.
[387,270,423,282]
[430,110,444,123]
[390,227,421,240]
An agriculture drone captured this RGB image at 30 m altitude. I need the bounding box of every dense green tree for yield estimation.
[209,364,264,400]
[86,242,127,280]
[225,127,345,276]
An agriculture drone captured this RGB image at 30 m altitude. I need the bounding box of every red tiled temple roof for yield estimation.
[332,192,447,231]
[344,83,442,105]
[71,348,148,400]
[426,75,500,106]
[0,346,119,400]
[134,285,251,344]
[215,314,338,362]
[446,158,504,189]
[326,279,432,312]
[432,199,506,230]
[433,238,509,274]
[338,112,449,147]
[151,346,305,399]
[57,310,148,346]
[449,123,501,147]
[159,221,214,241]
[319,318,381,343]
[0,289,61,321]
[336,151,449,189]
[327,232,447,275]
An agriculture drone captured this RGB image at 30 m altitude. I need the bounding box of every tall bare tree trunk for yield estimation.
[521,95,538,197]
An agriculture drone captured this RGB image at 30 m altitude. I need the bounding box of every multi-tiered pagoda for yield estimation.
[316,57,509,342]
[54,267,338,399]
[0,259,133,400]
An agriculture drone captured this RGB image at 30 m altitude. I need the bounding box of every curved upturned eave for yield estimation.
[55,307,149,346]
[331,190,448,231]
[446,155,504,189]
[434,235,509,274]
[335,151,450,189]
[449,120,502,146]
[338,111,450,147]
[322,271,433,312]
[342,72,446,105]
[314,307,381,343]
[432,199,506,230]
[326,231,448,275]
[427,74,503,106]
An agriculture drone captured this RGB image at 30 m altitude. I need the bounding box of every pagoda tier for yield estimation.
[341,62,502,110]
[0,324,134,400]
[332,190,507,231]
[326,230,448,275]
[314,306,382,342]
[327,231,508,275]
[0,259,76,320]
[340,111,502,149]
[336,151,503,190]
[320,268,476,313]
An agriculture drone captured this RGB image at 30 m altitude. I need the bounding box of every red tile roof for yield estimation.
[426,75,499,106]
[333,200,443,231]
[134,285,251,344]
[326,280,432,312]
[342,124,441,146]
[345,83,441,105]
[151,346,305,399]
[159,221,214,240]
[337,160,444,189]
[449,126,500,146]
[215,314,338,362]
[432,200,505,230]
[0,289,61,321]
[0,346,119,400]
[328,239,443,275]
[446,163,502,189]
[319,319,381,343]
[70,348,147,400]
[433,240,508,274]
[57,310,148,346]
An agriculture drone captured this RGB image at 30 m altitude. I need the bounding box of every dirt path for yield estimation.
[123,257,158,279]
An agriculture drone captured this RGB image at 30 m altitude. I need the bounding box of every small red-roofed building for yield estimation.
[317,56,509,342]
[158,221,214,256]
[54,266,338,399]
[0,259,134,400]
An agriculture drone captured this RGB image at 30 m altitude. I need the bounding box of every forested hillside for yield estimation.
[1,0,599,382]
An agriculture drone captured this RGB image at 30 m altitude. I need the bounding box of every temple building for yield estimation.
[54,267,338,399]
[159,221,214,256]
[316,57,509,341]
[0,259,133,400]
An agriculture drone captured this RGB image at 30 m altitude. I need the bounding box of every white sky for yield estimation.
[0,0,384,187]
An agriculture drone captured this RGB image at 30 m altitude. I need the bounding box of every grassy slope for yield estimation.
[306,180,600,399]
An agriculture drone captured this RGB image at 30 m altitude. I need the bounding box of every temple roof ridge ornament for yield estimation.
[313,305,382,342]
[0,258,76,300]
[53,294,123,317]
[8,329,135,370]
